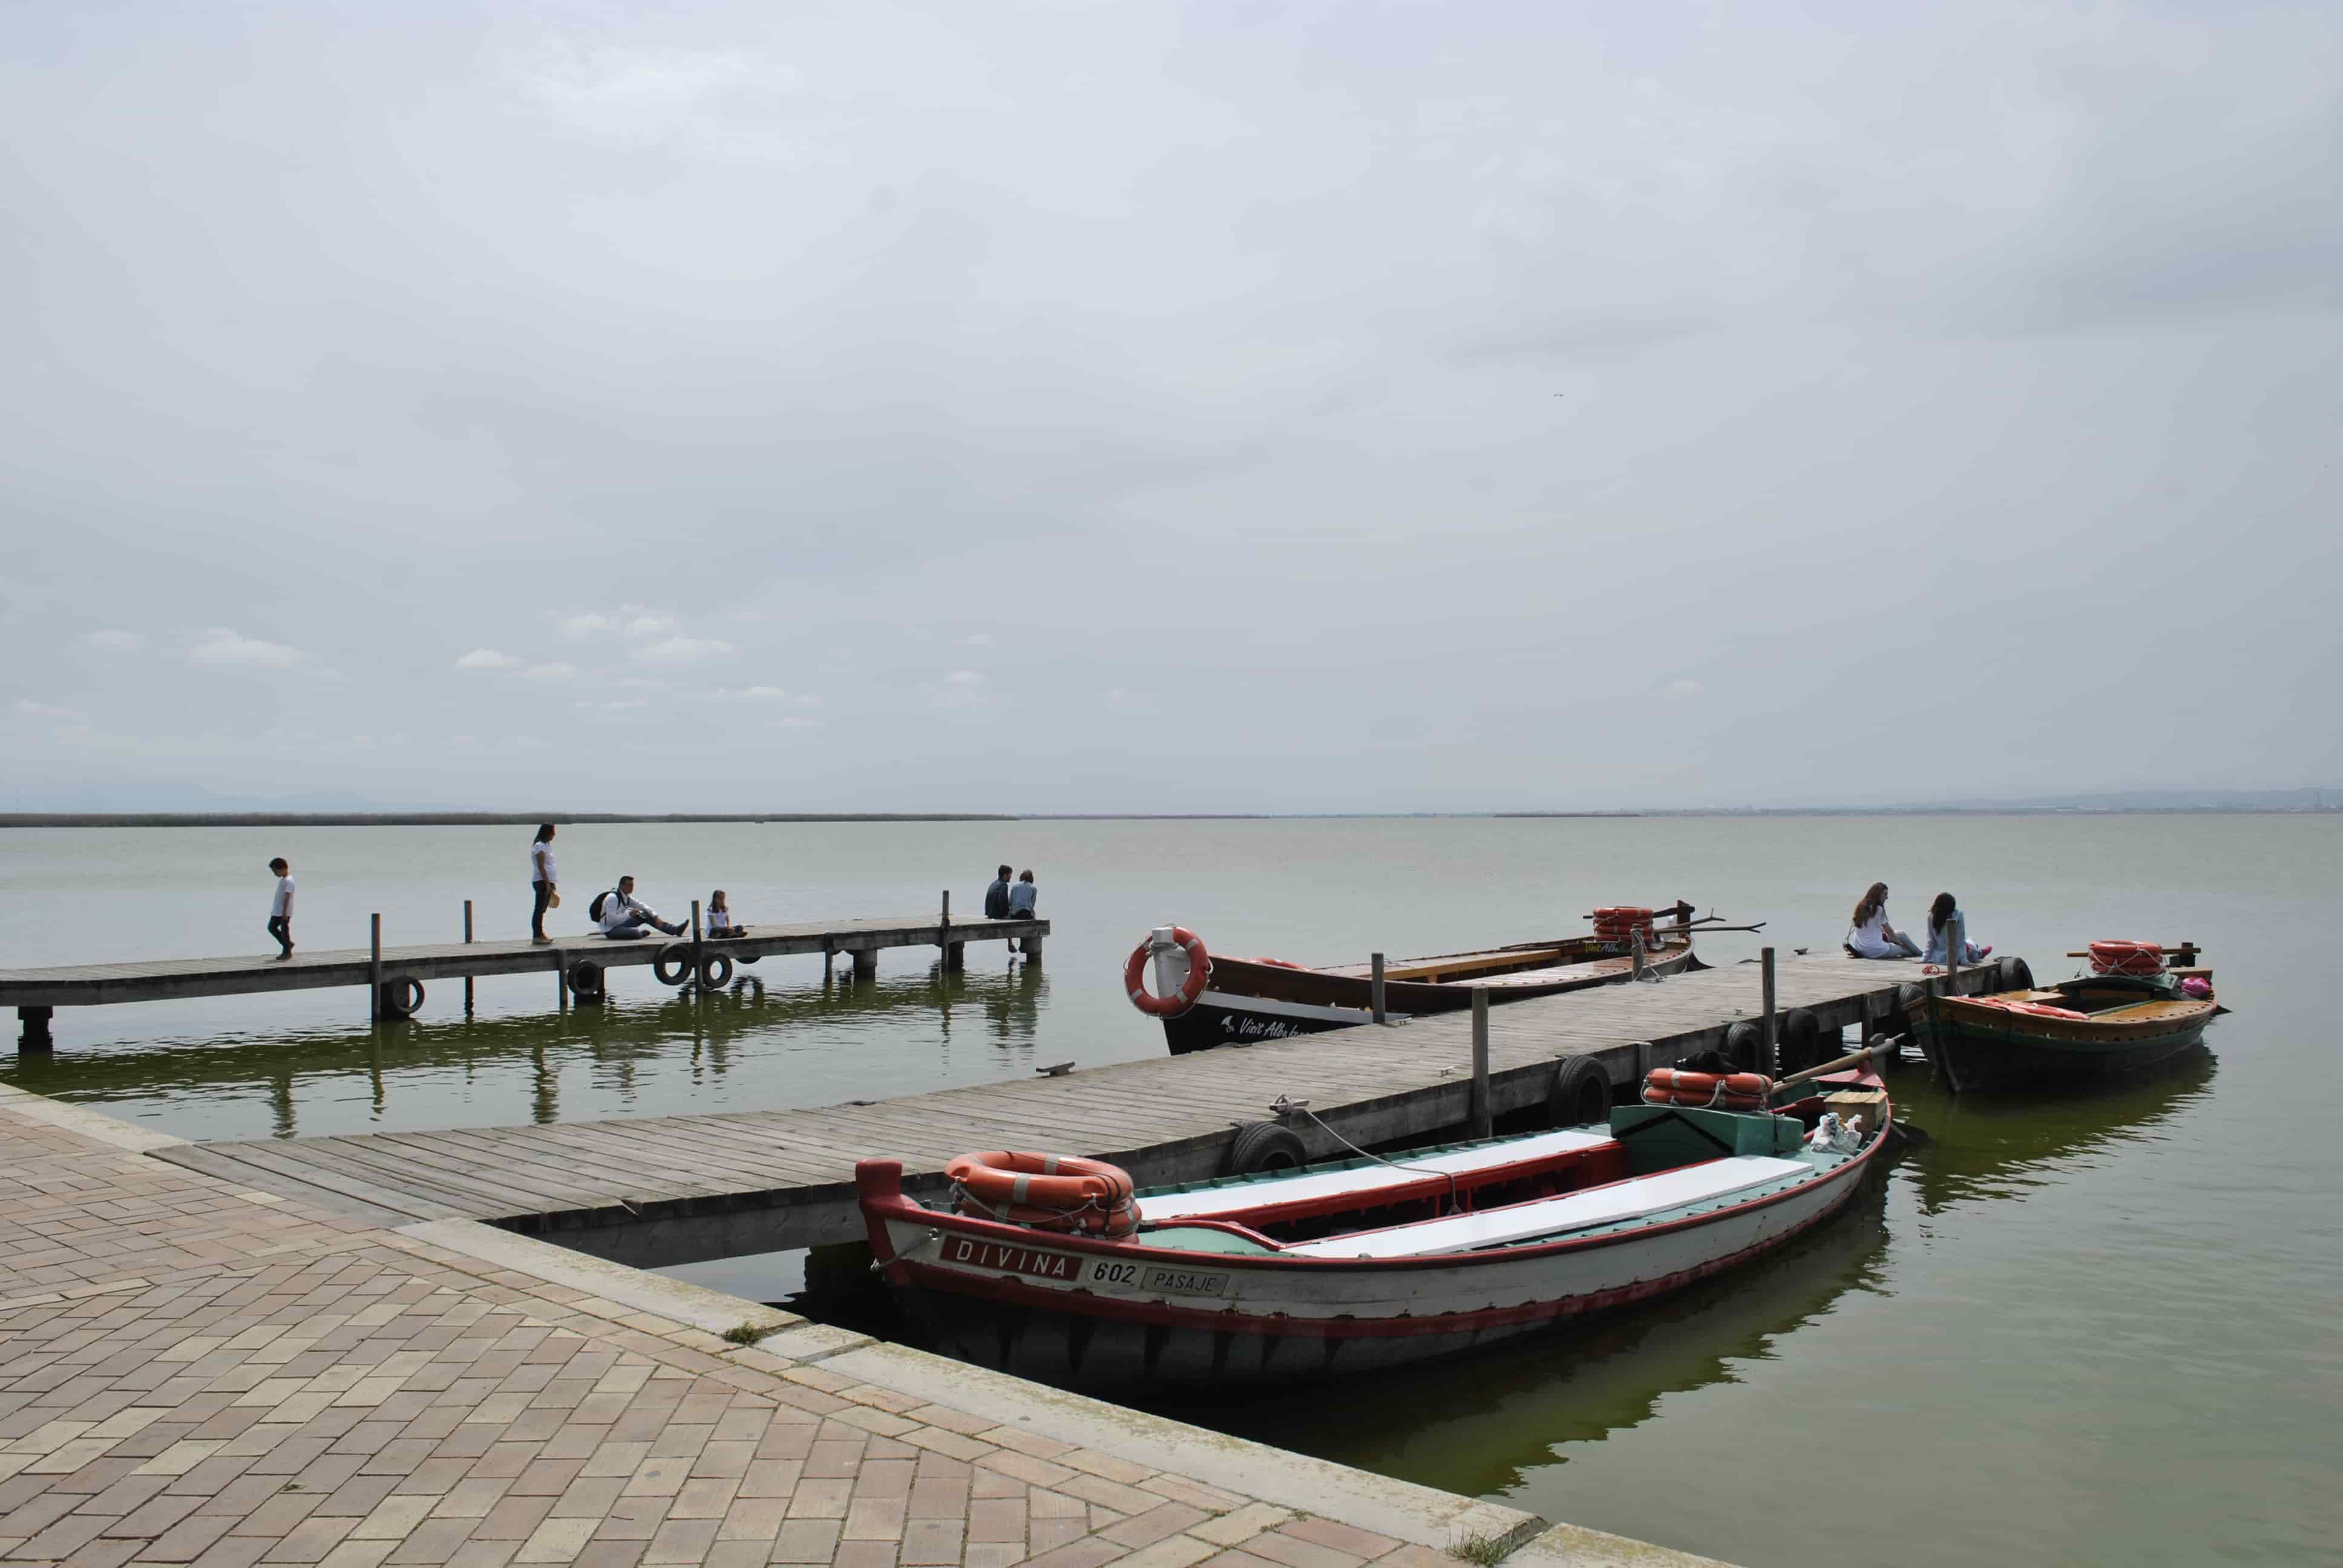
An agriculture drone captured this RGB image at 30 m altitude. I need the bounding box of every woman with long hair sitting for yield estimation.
[1846,881,1921,958]
[1924,892,1991,965]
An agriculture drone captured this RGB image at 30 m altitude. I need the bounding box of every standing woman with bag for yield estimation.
[530,823,560,944]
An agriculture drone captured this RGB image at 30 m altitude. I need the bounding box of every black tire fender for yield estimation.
[1224,1122,1308,1176]
[1724,1020,1765,1073]
[696,953,735,990]
[1547,1056,1611,1127]
[1779,1009,1821,1074]
[378,976,425,1019]
[1999,955,2033,992]
[652,944,693,986]
[565,959,605,1001]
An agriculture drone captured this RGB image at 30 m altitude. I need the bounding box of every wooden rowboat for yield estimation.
[1904,942,2224,1093]
[856,1054,1891,1388]
[1133,903,1712,1056]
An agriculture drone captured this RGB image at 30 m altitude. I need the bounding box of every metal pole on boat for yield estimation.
[1760,946,1777,1077]
[1371,953,1387,1025]
[1469,988,1492,1140]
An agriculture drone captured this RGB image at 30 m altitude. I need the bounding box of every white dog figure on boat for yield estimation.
[1807,1112,1864,1154]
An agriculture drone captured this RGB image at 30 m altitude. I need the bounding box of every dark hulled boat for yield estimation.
[1129,904,1710,1056]
[1904,939,2224,1092]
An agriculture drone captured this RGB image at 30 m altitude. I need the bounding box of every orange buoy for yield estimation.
[2088,939,2163,976]
[1125,927,1210,1017]
[945,1151,1139,1236]
[1641,1067,1772,1110]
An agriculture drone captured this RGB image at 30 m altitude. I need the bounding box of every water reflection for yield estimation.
[1889,1053,2218,1215]
[0,961,1049,1140]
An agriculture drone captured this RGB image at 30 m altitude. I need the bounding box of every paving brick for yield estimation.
[1279,1519,1403,1561]
[765,1518,841,1565]
[1190,1504,1294,1548]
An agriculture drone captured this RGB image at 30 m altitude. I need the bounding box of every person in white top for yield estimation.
[706,889,748,938]
[596,876,687,939]
[266,857,296,959]
[1845,881,1921,959]
[529,823,559,944]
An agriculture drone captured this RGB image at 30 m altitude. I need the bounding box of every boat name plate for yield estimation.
[941,1238,1081,1282]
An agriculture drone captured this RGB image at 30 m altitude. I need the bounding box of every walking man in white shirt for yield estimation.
[266,857,296,959]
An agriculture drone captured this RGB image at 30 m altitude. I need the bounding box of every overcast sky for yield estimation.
[4,1,2338,812]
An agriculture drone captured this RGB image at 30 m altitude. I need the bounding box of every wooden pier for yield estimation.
[149,951,1992,1267]
[2,910,1049,1047]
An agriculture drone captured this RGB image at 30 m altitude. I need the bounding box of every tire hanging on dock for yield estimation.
[377,976,425,1020]
[565,959,606,1002]
[1224,1122,1308,1175]
[1548,1056,1611,1127]
[652,943,694,986]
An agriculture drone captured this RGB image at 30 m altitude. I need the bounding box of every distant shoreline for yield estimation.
[1,806,2335,828]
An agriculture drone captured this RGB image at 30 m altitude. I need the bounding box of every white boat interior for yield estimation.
[1137,1128,1620,1223]
[1280,1154,1813,1259]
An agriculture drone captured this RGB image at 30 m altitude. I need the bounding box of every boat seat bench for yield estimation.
[1280,1155,1812,1259]
[1137,1128,1619,1223]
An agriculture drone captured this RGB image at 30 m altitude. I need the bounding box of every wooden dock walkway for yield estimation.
[2,912,1049,1046]
[149,952,1987,1267]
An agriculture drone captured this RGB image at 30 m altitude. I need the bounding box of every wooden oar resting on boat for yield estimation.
[1127,901,1746,1055]
[856,1053,1889,1388]
[1904,939,2224,1093]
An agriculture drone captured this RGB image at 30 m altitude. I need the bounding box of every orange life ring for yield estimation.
[1125,927,1209,1018]
[946,1151,1139,1236]
[1594,906,1657,944]
[2088,939,2163,976]
[1641,1068,1772,1109]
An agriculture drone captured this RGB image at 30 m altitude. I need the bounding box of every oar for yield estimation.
[1766,1039,1895,1102]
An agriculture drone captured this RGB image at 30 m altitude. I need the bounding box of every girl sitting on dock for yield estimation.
[1924,892,1991,965]
[1846,881,1922,959]
[707,889,748,938]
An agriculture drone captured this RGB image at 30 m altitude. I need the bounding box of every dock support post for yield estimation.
[17,1007,53,1054]
[940,890,962,971]
[1021,929,1043,965]
[1372,953,1387,1025]
[1760,946,1777,1077]
[1469,990,1492,1140]
[370,914,383,1023]
[851,948,876,983]
[692,901,704,990]
[823,943,834,982]
[463,900,474,1013]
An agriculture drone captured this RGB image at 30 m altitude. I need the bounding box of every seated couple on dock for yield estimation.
[1846,883,1990,963]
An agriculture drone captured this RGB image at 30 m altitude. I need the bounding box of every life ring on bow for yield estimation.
[1125,927,1209,1017]
[2088,940,2163,976]
[1642,1068,1772,1111]
[945,1151,1139,1236]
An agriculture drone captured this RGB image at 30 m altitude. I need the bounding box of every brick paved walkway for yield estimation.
[0,1091,1643,1568]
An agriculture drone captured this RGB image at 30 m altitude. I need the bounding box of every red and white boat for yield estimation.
[856,1056,1893,1387]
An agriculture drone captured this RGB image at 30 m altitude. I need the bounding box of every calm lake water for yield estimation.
[2,816,2336,1566]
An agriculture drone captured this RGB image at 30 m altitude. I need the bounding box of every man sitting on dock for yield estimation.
[984,864,1013,920]
[594,876,687,940]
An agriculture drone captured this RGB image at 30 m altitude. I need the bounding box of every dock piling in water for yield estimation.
[1372,952,1387,1024]
[1469,988,1492,1138]
[1761,945,1778,1077]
